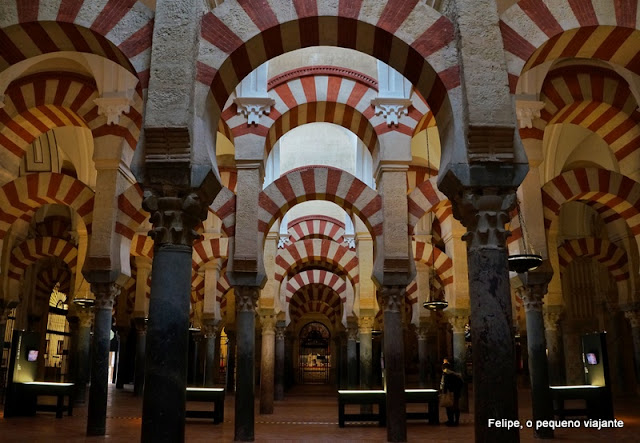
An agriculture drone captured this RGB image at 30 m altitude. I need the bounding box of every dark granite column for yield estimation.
[520,264,555,439]
[202,322,219,387]
[234,286,259,441]
[454,189,520,443]
[449,312,470,412]
[86,282,120,436]
[141,190,206,443]
[624,310,640,384]
[259,313,276,414]
[339,332,348,389]
[116,326,130,389]
[226,329,236,392]
[380,286,407,442]
[133,317,146,396]
[543,310,563,386]
[346,321,358,388]
[416,324,429,388]
[274,322,285,400]
[190,331,202,385]
[359,316,373,413]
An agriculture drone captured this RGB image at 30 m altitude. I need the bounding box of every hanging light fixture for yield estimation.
[507,197,542,273]
[421,128,448,311]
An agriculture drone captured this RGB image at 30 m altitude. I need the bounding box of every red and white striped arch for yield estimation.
[219,167,237,193]
[412,240,454,287]
[130,233,154,259]
[287,216,346,244]
[0,172,94,239]
[275,238,359,286]
[116,183,147,240]
[557,237,630,281]
[259,166,382,237]
[289,284,342,325]
[284,269,347,304]
[500,0,640,91]
[0,1,153,85]
[0,73,142,170]
[197,1,459,122]
[407,165,438,194]
[541,167,640,234]
[521,66,640,161]
[36,265,71,299]
[407,177,451,231]
[192,237,229,270]
[8,236,78,282]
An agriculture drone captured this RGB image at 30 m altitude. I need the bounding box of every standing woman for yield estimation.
[440,362,463,426]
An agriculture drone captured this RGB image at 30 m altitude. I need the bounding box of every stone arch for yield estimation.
[287,216,346,244]
[500,1,640,90]
[0,172,94,239]
[412,240,454,288]
[259,166,382,237]
[289,284,342,326]
[192,237,229,270]
[35,263,72,300]
[0,4,153,83]
[8,236,78,282]
[557,237,630,281]
[275,239,359,287]
[540,168,640,234]
[284,270,347,304]
[130,233,154,259]
[407,176,451,231]
[197,1,459,137]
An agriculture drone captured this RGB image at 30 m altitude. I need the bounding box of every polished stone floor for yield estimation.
[0,384,638,442]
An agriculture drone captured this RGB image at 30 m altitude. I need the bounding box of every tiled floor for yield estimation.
[0,384,638,442]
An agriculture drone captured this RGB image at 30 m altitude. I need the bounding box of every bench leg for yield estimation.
[56,395,64,419]
[379,401,386,427]
[339,402,345,428]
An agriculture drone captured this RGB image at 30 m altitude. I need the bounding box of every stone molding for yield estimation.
[515,100,545,129]
[624,310,640,328]
[359,316,374,333]
[233,96,275,125]
[467,125,515,163]
[90,282,120,310]
[94,95,132,125]
[143,190,207,247]
[144,127,191,164]
[371,97,412,126]
[455,189,516,251]
[267,66,378,91]
[379,286,406,313]
[235,286,260,313]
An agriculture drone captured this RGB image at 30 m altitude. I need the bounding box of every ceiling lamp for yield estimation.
[73,298,95,308]
[507,197,542,273]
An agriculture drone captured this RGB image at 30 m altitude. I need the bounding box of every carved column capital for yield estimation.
[515,99,545,129]
[520,287,544,312]
[379,286,406,313]
[624,309,640,328]
[359,316,374,333]
[415,325,429,341]
[235,286,260,313]
[260,314,277,334]
[449,315,468,334]
[543,311,561,331]
[77,308,95,328]
[453,189,517,251]
[133,317,147,334]
[346,322,359,341]
[90,282,120,310]
[275,324,286,340]
[142,189,208,247]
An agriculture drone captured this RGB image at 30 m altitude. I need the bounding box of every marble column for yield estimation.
[190,331,202,385]
[234,286,259,441]
[380,286,407,443]
[133,317,147,396]
[259,313,276,414]
[416,324,429,388]
[226,329,236,392]
[359,316,374,413]
[346,321,358,388]
[202,321,219,387]
[116,326,130,389]
[543,310,563,386]
[141,191,205,443]
[274,322,285,400]
[75,308,93,404]
[624,310,640,384]
[86,282,120,436]
[520,265,555,439]
[454,189,520,443]
[449,313,469,412]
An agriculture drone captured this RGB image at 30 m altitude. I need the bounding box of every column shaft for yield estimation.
[141,244,192,443]
[86,284,118,436]
[116,327,129,389]
[226,331,236,392]
[203,330,217,387]
[75,321,92,404]
[134,320,146,396]
[359,320,373,414]
[274,324,285,400]
[234,287,259,441]
[346,326,358,389]
[381,287,407,443]
[259,318,276,414]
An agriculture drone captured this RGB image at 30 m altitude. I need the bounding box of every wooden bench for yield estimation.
[405,389,439,424]
[185,387,225,424]
[18,382,74,418]
[337,390,386,427]
[550,385,613,420]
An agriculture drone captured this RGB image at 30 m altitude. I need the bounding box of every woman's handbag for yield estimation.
[439,391,454,408]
